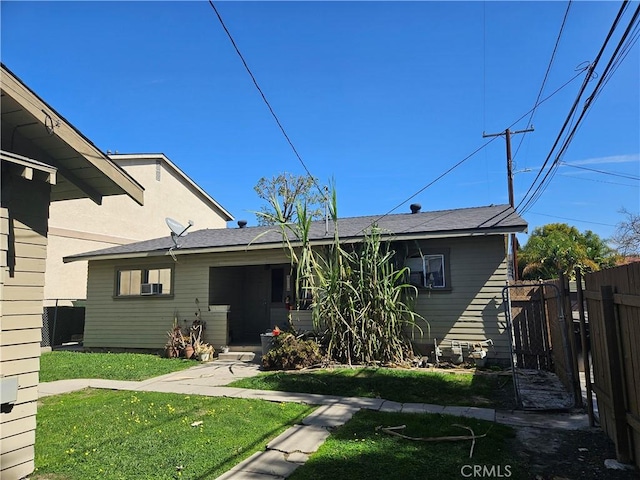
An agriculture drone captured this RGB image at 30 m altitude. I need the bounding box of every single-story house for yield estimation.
[66,203,527,364]
[44,153,233,346]
[0,63,144,480]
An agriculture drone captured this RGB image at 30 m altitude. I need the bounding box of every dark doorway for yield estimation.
[242,266,270,342]
[209,264,289,345]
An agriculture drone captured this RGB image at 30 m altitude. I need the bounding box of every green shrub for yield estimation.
[262,333,325,370]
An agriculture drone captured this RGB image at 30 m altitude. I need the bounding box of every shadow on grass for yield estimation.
[288,410,520,480]
[231,367,515,408]
[471,369,517,410]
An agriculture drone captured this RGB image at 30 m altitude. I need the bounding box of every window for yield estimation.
[116,268,172,296]
[424,255,445,288]
[405,253,447,289]
[117,270,142,296]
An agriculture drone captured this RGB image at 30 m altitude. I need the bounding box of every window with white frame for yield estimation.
[405,253,446,289]
[116,268,172,296]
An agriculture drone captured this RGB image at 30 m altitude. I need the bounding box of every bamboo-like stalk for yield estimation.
[257,187,426,365]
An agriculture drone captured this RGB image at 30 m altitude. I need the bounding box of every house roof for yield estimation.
[0,63,144,206]
[65,204,527,262]
[107,153,234,221]
[1,150,58,184]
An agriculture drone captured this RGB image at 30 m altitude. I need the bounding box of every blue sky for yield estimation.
[1,1,638,244]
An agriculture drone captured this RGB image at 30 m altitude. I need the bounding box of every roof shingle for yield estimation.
[65,204,527,262]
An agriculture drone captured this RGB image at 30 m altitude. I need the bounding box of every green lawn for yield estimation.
[290,410,519,480]
[229,368,515,408]
[33,389,315,480]
[39,351,196,382]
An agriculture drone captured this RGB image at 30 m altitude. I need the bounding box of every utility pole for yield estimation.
[483,127,534,281]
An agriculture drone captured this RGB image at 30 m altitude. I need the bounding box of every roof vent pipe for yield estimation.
[237,220,247,228]
[410,203,421,214]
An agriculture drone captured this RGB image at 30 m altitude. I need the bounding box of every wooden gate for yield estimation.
[505,280,580,409]
[584,262,640,469]
[509,282,553,370]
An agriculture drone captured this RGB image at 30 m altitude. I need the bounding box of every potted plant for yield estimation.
[194,341,214,362]
[165,323,186,358]
[184,318,205,360]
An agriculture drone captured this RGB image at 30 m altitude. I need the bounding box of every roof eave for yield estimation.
[1,63,145,206]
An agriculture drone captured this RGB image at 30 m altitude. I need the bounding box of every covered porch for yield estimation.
[208,263,313,346]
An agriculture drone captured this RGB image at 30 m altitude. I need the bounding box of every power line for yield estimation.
[517,2,630,213]
[353,68,587,235]
[590,17,640,105]
[519,2,640,214]
[560,161,640,181]
[512,0,573,167]
[556,172,639,187]
[528,211,617,227]
[207,1,325,198]
[517,1,635,214]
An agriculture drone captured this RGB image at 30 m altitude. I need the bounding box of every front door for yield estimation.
[241,266,270,342]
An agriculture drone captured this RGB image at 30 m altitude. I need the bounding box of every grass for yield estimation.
[228,367,515,408]
[33,389,315,480]
[39,351,196,383]
[289,410,520,480]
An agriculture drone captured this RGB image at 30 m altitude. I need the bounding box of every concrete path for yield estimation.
[38,360,592,479]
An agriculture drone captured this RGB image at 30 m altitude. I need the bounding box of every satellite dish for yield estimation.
[166,217,194,250]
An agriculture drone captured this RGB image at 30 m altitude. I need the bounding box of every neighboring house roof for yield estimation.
[108,153,234,221]
[1,63,144,205]
[65,204,527,262]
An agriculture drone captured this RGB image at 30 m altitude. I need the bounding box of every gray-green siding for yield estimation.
[84,249,290,350]
[84,235,511,364]
[408,236,510,364]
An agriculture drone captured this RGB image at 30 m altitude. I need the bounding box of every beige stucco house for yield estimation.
[43,153,233,345]
[0,64,145,479]
[66,204,527,365]
[46,154,233,305]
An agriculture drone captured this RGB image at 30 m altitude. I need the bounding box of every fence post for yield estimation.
[575,268,594,426]
[600,285,631,463]
[538,281,552,370]
[559,271,582,407]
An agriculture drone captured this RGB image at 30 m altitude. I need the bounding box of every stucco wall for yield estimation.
[45,157,230,304]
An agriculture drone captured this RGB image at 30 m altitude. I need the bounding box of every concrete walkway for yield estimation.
[38,360,592,480]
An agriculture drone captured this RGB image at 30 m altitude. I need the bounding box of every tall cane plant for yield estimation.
[256,187,424,365]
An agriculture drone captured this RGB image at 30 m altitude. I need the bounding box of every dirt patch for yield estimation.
[512,425,639,479]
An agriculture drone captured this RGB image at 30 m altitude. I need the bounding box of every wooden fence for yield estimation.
[508,279,581,406]
[509,282,552,370]
[546,276,582,407]
[583,262,640,468]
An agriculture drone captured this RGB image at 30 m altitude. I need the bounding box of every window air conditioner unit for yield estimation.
[141,283,162,295]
